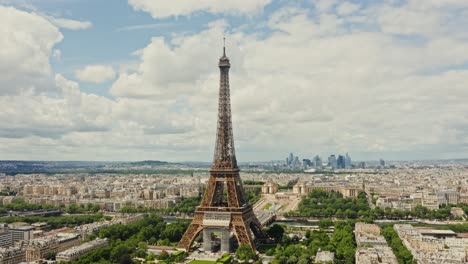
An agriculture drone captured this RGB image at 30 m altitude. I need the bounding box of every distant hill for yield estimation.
[128,160,170,166]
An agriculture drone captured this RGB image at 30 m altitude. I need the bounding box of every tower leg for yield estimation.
[177,212,204,250]
[221,229,230,253]
[233,224,255,250]
[231,214,255,250]
[203,229,212,252]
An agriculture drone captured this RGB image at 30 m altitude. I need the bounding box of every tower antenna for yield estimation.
[223,36,226,56]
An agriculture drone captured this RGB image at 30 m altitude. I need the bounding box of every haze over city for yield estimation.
[1,0,468,162]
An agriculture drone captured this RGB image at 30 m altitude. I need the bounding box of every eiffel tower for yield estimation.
[177,43,267,252]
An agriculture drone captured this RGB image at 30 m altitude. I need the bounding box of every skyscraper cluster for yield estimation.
[285,153,352,170]
[285,153,301,168]
[329,153,352,169]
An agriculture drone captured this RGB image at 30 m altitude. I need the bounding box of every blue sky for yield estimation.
[35,0,286,96]
[1,0,468,162]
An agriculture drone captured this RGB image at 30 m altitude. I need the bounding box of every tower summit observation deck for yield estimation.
[177,43,267,252]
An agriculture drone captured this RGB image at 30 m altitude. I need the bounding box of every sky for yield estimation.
[1,0,468,162]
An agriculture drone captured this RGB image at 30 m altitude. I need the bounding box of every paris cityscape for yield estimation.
[1,1,468,264]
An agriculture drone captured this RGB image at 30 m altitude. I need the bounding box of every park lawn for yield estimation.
[188,260,217,264]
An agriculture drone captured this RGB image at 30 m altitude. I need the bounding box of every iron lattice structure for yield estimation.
[177,47,267,251]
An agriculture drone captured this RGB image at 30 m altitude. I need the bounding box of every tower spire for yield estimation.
[214,36,234,169]
[223,36,226,56]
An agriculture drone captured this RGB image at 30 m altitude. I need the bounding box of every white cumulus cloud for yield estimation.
[0,74,114,139]
[75,65,116,83]
[128,0,271,18]
[0,5,63,95]
[336,2,360,15]
[46,16,93,30]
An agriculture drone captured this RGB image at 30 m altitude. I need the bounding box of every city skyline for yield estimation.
[1,0,468,162]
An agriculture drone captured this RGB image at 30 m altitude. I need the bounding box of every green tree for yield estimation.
[148,237,157,245]
[158,250,169,260]
[162,222,187,242]
[111,244,130,263]
[267,224,285,242]
[236,244,256,261]
[137,242,147,251]
[318,218,333,229]
[119,254,133,264]
[146,253,156,261]
[381,226,416,264]
[134,249,147,258]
